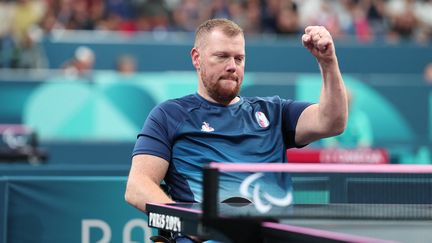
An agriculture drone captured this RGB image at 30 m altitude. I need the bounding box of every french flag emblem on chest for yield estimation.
[255,111,270,128]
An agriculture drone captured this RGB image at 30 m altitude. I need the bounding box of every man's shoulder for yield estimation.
[243,95,285,104]
[157,94,202,112]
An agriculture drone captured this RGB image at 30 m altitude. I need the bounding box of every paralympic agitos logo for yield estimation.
[239,173,293,213]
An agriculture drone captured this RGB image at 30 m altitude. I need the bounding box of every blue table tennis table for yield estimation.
[146,202,432,243]
[147,163,432,243]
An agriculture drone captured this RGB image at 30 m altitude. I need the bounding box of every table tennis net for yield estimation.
[215,203,432,220]
[204,163,432,220]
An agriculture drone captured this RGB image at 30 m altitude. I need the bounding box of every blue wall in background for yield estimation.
[41,37,432,74]
[0,71,430,165]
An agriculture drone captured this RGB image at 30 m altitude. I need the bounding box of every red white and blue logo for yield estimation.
[201,121,215,132]
[255,112,270,128]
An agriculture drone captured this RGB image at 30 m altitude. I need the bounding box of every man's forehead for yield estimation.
[202,29,245,50]
[198,27,242,41]
[208,28,244,40]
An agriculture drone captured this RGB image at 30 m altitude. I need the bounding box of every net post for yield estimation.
[203,165,219,219]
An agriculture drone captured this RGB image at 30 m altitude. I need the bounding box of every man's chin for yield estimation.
[212,90,239,104]
[219,81,239,91]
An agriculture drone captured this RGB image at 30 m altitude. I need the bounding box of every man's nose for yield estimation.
[225,57,237,73]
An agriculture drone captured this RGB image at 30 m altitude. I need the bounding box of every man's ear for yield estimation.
[191,47,200,70]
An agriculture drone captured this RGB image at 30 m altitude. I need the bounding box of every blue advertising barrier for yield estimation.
[3,176,155,243]
[0,178,7,243]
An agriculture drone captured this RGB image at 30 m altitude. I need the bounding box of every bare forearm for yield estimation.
[125,154,174,212]
[125,176,174,212]
[318,59,348,135]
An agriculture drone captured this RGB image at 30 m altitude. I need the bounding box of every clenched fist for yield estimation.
[302,26,337,65]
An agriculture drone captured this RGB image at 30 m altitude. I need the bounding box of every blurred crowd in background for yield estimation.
[1,0,432,70]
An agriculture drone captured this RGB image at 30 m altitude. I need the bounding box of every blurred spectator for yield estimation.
[116,54,137,75]
[105,0,133,20]
[297,0,342,37]
[385,0,419,42]
[135,0,170,32]
[0,0,14,36]
[209,0,231,19]
[226,1,247,32]
[66,0,94,30]
[261,0,281,33]
[61,46,95,80]
[0,0,18,68]
[11,0,46,45]
[1,0,47,69]
[171,0,208,32]
[15,26,48,69]
[275,0,300,35]
[424,63,432,84]
[39,9,63,34]
[338,0,373,42]
[243,0,262,34]
[413,0,432,43]
[0,35,18,68]
[364,0,387,37]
